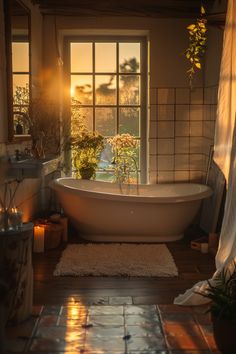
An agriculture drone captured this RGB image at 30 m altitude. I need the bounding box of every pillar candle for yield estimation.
[34,225,45,253]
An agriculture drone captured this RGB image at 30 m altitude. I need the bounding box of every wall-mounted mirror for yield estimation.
[4,0,31,141]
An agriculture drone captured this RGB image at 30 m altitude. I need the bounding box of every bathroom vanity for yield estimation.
[7,156,61,215]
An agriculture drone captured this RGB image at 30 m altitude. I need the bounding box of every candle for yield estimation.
[34,225,45,253]
[9,207,23,230]
[201,242,209,254]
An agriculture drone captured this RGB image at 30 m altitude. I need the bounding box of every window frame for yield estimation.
[63,36,148,183]
[12,36,31,136]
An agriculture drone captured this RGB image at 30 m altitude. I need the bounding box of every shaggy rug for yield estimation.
[54,243,178,277]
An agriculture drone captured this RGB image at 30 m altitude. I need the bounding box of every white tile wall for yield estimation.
[175,170,190,182]
[176,88,190,104]
[149,171,157,184]
[149,121,158,138]
[190,170,204,183]
[148,86,218,184]
[176,105,190,121]
[149,155,157,171]
[190,88,204,104]
[190,154,203,170]
[190,137,203,154]
[157,121,174,138]
[150,105,157,121]
[157,139,174,155]
[190,121,202,137]
[175,121,190,137]
[157,105,175,120]
[149,138,157,155]
[157,88,175,104]
[157,171,174,183]
[157,155,174,171]
[175,154,189,170]
[190,105,203,121]
[203,121,215,139]
[175,137,189,154]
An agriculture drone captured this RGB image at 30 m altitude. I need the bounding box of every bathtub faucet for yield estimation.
[114,154,139,195]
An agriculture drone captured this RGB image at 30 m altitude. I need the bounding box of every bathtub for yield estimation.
[52,178,212,242]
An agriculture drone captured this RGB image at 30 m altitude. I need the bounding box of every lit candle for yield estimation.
[34,225,45,253]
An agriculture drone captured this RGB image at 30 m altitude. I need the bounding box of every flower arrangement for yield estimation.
[70,131,104,179]
[108,133,138,183]
[108,133,138,150]
[185,5,207,86]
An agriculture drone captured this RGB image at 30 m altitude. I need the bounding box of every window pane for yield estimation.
[119,75,140,105]
[13,74,29,104]
[119,107,140,136]
[116,140,140,170]
[95,107,116,136]
[95,43,116,72]
[95,75,116,105]
[71,107,93,133]
[12,42,29,72]
[71,75,93,104]
[119,43,140,73]
[71,43,92,72]
[14,107,30,135]
[95,171,114,182]
[98,142,114,169]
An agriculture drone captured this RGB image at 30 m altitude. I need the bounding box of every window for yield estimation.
[12,40,30,135]
[69,38,147,182]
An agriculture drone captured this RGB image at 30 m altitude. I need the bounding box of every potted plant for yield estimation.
[13,86,61,158]
[70,131,104,179]
[199,263,236,352]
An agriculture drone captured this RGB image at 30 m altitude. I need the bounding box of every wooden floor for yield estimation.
[33,227,215,305]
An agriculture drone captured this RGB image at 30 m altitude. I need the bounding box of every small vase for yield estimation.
[79,167,95,180]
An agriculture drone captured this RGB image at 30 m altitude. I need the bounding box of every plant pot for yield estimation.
[79,167,95,180]
[212,315,236,352]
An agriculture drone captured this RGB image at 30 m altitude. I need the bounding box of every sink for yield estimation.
[8,156,60,178]
[9,157,30,163]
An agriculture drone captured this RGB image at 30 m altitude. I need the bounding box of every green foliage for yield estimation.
[185,5,207,86]
[198,263,236,320]
[70,131,104,179]
[13,84,30,107]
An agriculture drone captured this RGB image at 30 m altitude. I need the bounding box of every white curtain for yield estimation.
[174,0,236,306]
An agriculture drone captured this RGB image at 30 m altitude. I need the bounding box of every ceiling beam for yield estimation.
[31,0,216,18]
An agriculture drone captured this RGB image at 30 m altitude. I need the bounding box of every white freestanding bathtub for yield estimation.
[52,178,212,242]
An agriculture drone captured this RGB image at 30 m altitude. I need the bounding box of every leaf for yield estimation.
[201,5,206,15]
[187,24,196,31]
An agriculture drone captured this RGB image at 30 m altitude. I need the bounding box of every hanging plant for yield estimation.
[185,5,207,86]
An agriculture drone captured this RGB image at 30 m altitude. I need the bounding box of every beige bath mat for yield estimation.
[54,243,178,277]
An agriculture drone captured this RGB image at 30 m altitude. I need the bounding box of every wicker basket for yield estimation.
[44,223,63,250]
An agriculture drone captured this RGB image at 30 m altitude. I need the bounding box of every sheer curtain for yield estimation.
[174,0,236,306]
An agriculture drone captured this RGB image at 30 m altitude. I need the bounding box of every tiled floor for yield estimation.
[5,301,220,353]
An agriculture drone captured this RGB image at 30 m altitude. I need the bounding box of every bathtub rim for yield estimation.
[51,178,212,204]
